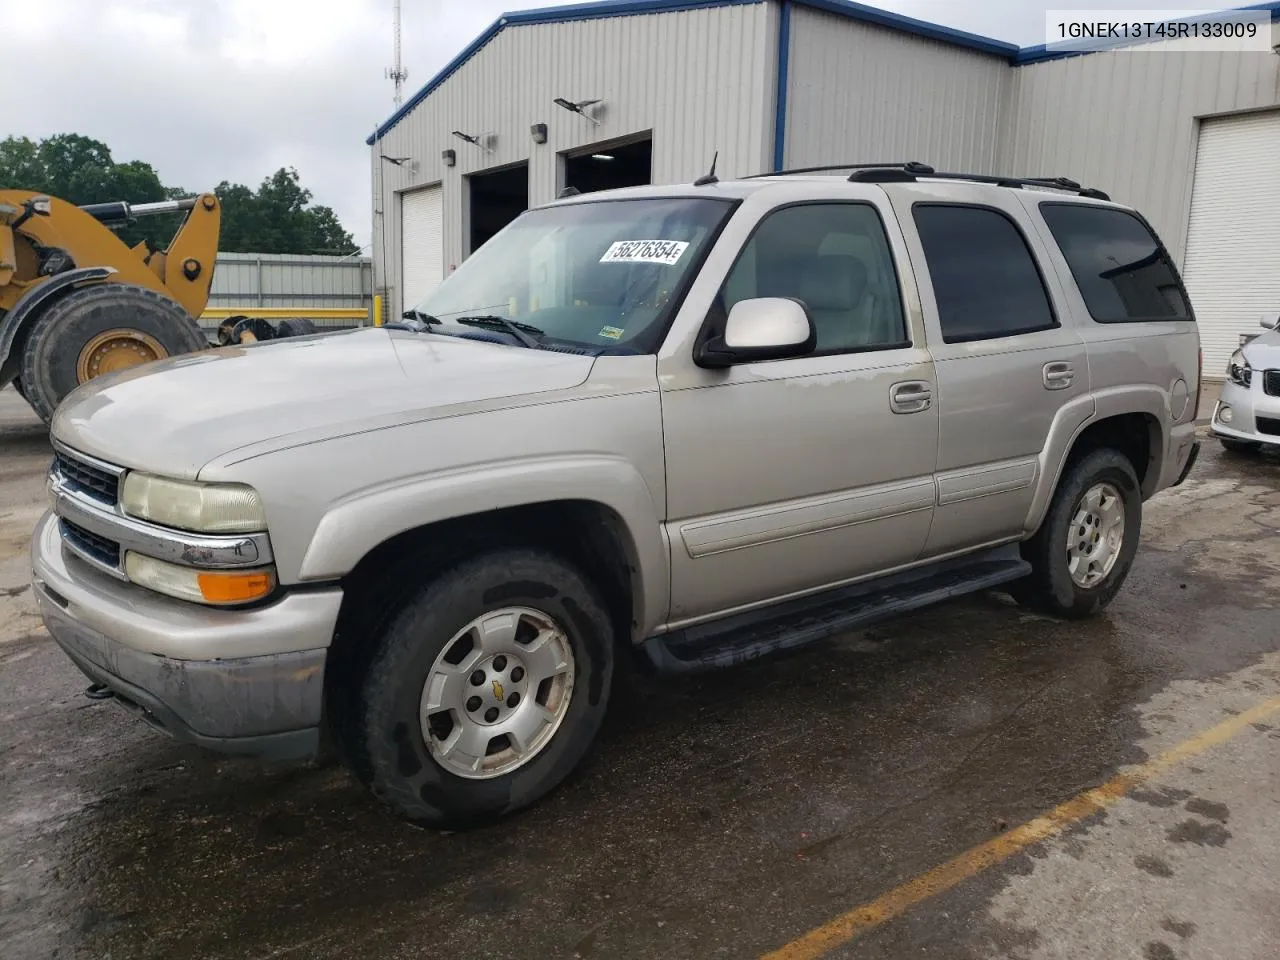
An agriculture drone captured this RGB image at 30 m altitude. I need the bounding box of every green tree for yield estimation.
[0,134,357,256]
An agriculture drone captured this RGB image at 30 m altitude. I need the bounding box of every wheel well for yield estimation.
[1064,413,1160,497]
[325,501,641,724]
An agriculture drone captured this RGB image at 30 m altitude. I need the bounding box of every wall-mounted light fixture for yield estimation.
[441,149,456,167]
[553,97,602,126]
[452,130,495,152]
[379,154,419,176]
[531,123,548,144]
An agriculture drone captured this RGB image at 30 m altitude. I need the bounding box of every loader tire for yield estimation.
[20,283,207,424]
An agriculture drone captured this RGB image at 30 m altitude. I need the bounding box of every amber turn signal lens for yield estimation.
[196,570,275,604]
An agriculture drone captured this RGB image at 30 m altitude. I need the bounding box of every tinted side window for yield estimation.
[1039,203,1190,322]
[722,203,907,353]
[913,205,1057,343]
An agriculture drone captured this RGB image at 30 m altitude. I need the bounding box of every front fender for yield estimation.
[298,454,670,636]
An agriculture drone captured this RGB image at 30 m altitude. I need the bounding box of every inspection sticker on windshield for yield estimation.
[598,325,625,340]
[599,239,689,266]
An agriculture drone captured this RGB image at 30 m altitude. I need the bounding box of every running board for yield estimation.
[643,545,1030,673]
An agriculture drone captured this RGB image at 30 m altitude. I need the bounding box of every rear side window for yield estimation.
[1039,203,1191,322]
[913,205,1057,343]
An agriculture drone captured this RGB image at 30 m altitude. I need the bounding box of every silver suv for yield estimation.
[31,164,1202,827]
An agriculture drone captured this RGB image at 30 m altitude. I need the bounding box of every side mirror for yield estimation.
[695,297,816,368]
[1260,313,1279,331]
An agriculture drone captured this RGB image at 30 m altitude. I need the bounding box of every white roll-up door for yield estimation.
[401,185,443,310]
[1182,111,1280,373]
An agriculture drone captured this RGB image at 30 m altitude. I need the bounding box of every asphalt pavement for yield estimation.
[1,382,1278,960]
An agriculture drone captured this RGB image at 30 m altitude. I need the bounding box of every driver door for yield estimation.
[659,198,939,624]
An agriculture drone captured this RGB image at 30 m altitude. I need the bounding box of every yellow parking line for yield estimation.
[762,695,1280,960]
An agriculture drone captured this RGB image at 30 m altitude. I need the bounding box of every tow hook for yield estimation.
[84,683,114,701]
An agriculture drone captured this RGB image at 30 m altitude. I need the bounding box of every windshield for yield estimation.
[410,197,734,353]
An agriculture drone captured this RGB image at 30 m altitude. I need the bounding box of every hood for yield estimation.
[1242,326,1280,369]
[51,328,594,478]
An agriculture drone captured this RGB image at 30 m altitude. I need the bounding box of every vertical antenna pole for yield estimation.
[387,0,409,106]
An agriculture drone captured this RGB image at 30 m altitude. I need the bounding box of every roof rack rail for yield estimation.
[741,161,935,180]
[847,166,1110,201]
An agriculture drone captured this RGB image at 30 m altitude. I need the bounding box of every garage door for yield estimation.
[401,185,443,310]
[1182,111,1280,373]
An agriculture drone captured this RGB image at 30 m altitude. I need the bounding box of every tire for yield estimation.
[347,548,615,828]
[11,378,26,400]
[1219,437,1261,455]
[217,315,249,345]
[19,283,207,423]
[1014,449,1142,620]
[277,317,317,338]
[230,316,277,344]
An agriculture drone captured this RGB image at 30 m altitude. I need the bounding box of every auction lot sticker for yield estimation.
[599,240,689,266]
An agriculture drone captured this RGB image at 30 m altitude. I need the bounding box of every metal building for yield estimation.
[369,0,1280,370]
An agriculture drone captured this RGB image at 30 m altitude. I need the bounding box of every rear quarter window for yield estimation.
[1039,203,1191,323]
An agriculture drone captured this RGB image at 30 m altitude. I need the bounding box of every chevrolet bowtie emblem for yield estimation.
[492,680,505,700]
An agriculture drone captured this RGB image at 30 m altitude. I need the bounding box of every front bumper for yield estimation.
[1210,378,1280,445]
[30,510,343,759]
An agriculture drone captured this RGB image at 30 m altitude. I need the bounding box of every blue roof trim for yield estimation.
[1016,1,1280,64]
[792,0,1017,57]
[367,0,1280,144]
[367,0,761,144]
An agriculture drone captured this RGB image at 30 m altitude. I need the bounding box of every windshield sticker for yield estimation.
[599,240,689,266]
[598,325,625,340]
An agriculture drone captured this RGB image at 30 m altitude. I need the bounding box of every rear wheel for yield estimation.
[346,548,614,828]
[1014,449,1142,619]
[19,283,207,423]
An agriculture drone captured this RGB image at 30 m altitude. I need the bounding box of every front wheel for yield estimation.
[1014,449,1142,619]
[348,548,615,828]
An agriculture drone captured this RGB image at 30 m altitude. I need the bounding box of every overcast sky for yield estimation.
[0,1,1201,250]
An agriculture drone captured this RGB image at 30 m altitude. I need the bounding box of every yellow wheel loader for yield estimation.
[0,190,220,423]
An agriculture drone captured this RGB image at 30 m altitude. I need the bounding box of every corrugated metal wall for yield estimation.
[208,252,373,309]
[999,47,1280,266]
[371,1,777,319]
[782,6,1008,173]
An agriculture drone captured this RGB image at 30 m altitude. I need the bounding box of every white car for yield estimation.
[1212,315,1280,453]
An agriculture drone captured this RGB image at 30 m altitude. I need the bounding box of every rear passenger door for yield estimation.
[888,186,1092,557]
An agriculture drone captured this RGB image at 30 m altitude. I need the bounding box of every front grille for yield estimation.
[54,451,119,505]
[60,518,122,569]
[1257,417,1280,437]
[1264,370,1280,398]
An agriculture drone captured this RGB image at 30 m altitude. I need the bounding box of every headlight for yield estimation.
[125,553,276,605]
[1227,349,1252,388]
[121,473,266,534]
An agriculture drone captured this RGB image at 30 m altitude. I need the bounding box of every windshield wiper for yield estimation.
[387,309,442,333]
[455,315,545,350]
[404,309,442,324]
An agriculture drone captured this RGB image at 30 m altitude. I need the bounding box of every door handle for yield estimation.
[890,380,933,414]
[1043,361,1075,391]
